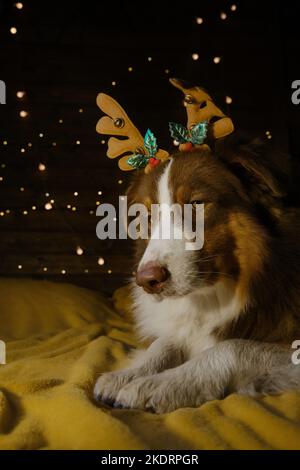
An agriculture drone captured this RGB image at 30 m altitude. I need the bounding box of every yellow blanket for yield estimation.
[0,278,300,450]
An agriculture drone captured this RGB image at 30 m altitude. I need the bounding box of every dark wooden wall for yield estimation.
[0,0,299,294]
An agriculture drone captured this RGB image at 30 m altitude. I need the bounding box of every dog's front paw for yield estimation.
[94,370,136,406]
[114,374,194,414]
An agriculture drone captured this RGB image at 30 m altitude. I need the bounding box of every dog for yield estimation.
[94,134,300,413]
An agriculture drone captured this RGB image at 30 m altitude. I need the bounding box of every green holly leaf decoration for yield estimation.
[190,121,209,145]
[169,122,190,144]
[144,128,158,157]
[127,153,149,169]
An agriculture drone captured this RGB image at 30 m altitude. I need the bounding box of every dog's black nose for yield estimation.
[136,262,170,294]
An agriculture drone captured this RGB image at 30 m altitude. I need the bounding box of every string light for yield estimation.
[196,17,203,24]
[39,133,44,138]
[43,267,48,272]
[5,209,10,214]
[28,142,32,147]
[213,56,221,64]
[0,177,3,182]
[107,269,112,274]
[16,91,25,98]
[32,206,36,210]
[96,201,100,206]
[10,27,17,35]
[52,142,57,147]
[97,191,102,195]
[67,204,71,209]
[15,2,23,9]
[101,139,105,144]
[71,207,77,211]
[118,179,123,185]
[59,119,63,124]
[45,202,53,210]
[79,108,83,113]
[50,199,55,204]
[38,163,46,171]
[23,210,28,215]
[3,141,8,145]
[20,148,25,153]
[76,140,80,145]
[220,12,227,20]
[74,191,78,196]
[192,53,199,61]
[231,4,237,11]
[19,110,28,118]
[128,66,133,72]
[89,210,94,215]
[61,269,66,274]
[18,265,22,270]
[165,69,170,74]
[20,187,25,192]
[0,212,4,217]
[112,81,116,86]
[98,257,105,266]
[76,246,83,256]
[147,57,152,62]
[84,269,89,274]
[225,96,232,104]
[45,192,50,197]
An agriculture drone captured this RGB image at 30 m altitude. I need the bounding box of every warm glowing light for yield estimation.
[107,269,112,274]
[220,12,227,20]
[50,199,54,204]
[20,148,25,153]
[79,108,83,113]
[28,142,32,147]
[165,69,170,74]
[101,139,105,144]
[59,119,63,123]
[112,81,116,86]
[15,2,23,9]
[32,206,36,210]
[3,141,7,145]
[213,56,221,64]
[196,17,203,24]
[89,210,94,215]
[96,201,100,206]
[84,269,89,274]
[61,269,66,274]
[19,110,28,118]
[128,66,133,72]
[173,140,180,146]
[118,179,123,185]
[18,265,22,270]
[98,257,105,266]
[52,142,57,147]
[0,177,3,182]
[43,267,48,272]
[148,57,152,62]
[231,4,237,11]
[76,140,80,145]
[10,27,17,35]
[20,187,25,191]
[98,191,102,195]
[45,202,52,210]
[23,210,28,215]
[38,163,46,171]
[67,204,71,209]
[76,246,83,256]
[225,96,232,104]
[6,209,10,214]
[0,212,4,217]
[74,191,78,196]
[72,206,76,211]
[192,53,199,61]
[16,91,25,98]
[39,133,44,138]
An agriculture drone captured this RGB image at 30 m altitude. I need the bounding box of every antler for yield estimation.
[169,78,234,139]
[96,93,169,173]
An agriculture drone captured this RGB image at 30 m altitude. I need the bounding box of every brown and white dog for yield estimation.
[94,135,300,413]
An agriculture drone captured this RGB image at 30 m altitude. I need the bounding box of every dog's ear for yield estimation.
[218,138,288,200]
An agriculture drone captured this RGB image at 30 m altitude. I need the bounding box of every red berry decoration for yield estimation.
[149,157,160,167]
[179,142,194,152]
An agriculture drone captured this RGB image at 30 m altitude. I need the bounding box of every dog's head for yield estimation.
[127,138,290,302]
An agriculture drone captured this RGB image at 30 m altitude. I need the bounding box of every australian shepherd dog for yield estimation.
[94,133,300,413]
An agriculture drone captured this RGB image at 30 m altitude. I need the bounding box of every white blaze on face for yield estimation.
[139,159,187,270]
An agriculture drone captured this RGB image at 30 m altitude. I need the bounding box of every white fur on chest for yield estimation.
[133,281,242,357]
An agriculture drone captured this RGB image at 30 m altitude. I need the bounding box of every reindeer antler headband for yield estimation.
[96,78,234,173]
